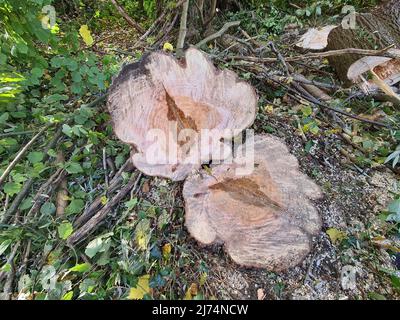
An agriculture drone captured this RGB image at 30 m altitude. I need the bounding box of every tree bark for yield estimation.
[327,0,400,83]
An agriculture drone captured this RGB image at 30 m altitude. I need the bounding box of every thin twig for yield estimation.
[103,148,109,188]
[136,0,186,46]
[267,75,393,128]
[73,158,134,228]
[109,0,145,34]
[0,123,52,188]
[195,21,241,48]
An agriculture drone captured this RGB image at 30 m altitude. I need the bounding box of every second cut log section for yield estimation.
[183,134,322,271]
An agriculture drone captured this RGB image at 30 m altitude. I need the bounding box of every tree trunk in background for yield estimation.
[327,0,400,84]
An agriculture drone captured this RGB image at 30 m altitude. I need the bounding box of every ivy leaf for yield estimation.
[135,219,151,250]
[84,236,112,258]
[79,25,94,46]
[58,221,73,239]
[128,275,150,299]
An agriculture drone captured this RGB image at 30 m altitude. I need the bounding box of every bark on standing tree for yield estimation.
[327,0,400,83]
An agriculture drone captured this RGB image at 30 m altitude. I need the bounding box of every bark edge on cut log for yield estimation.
[107,47,257,181]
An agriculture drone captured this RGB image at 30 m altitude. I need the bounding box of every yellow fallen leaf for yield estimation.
[163,42,174,52]
[189,283,198,296]
[79,25,94,46]
[184,283,198,300]
[264,105,274,114]
[327,228,347,244]
[100,196,108,205]
[162,243,171,259]
[128,275,150,299]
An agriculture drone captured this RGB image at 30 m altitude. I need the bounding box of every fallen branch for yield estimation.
[153,11,180,48]
[0,130,35,138]
[110,0,145,34]
[195,21,241,48]
[25,167,66,220]
[55,151,68,218]
[2,126,63,223]
[67,172,141,245]
[228,46,398,63]
[0,123,52,188]
[267,75,393,128]
[73,158,134,228]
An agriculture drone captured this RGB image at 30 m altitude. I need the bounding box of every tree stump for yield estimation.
[183,134,322,271]
[107,48,257,181]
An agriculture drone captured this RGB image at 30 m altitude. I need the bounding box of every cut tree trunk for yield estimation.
[327,0,400,83]
[107,48,257,181]
[183,134,322,270]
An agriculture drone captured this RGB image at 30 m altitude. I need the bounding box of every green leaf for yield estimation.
[65,198,85,215]
[65,162,83,174]
[85,234,112,259]
[16,43,28,54]
[0,240,12,256]
[20,197,33,210]
[368,292,386,300]
[58,221,73,240]
[62,291,74,300]
[125,198,138,210]
[40,202,56,215]
[85,237,104,258]
[62,124,73,137]
[388,199,400,215]
[69,262,91,273]
[27,151,44,164]
[0,53,7,65]
[31,67,44,78]
[4,182,21,196]
[0,112,9,124]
